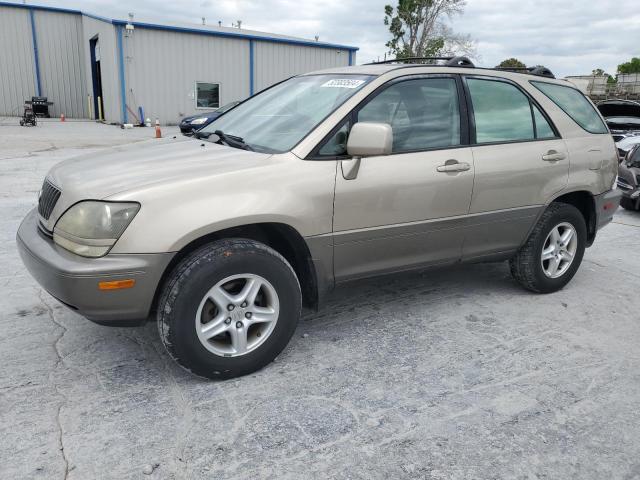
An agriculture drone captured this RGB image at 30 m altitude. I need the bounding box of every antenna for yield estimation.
[218,20,222,27]
[314,35,319,42]
[236,20,242,29]
[125,13,134,33]
[202,17,205,26]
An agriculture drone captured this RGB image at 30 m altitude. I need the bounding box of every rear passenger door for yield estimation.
[462,76,569,260]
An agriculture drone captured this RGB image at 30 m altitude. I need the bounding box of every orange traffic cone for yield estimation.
[155,119,162,138]
[60,113,65,122]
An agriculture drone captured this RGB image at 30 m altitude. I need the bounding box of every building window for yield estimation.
[196,82,220,109]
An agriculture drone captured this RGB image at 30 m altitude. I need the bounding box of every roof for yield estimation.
[305,64,569,85]
[0,1,359,52]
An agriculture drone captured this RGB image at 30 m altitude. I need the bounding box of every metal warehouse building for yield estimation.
[0,2,358,124]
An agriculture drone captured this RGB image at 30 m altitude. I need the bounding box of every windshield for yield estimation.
[200,74,374,153]
[217,101,240,114]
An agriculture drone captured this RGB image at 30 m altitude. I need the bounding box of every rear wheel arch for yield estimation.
[550,190,597,246]
[152,223,319,315]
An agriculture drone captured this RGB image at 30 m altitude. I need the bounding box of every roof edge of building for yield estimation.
[0,1,359,51]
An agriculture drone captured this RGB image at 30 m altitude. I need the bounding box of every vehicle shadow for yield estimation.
[302,260,522,325]
[64,260,525,384]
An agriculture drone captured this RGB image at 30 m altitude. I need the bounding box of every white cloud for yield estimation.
[32,0,639,77]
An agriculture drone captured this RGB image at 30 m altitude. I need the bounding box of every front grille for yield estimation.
[38,179,61,220]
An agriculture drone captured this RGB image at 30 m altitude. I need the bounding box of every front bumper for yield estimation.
[179,123,195,135]
[594,188,622,230]
[17,208,174,324]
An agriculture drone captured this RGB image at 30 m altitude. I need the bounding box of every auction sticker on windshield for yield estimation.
[321,79,366,89]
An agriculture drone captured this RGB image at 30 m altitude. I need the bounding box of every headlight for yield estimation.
[190,117,209,125]
[53,201,140,257]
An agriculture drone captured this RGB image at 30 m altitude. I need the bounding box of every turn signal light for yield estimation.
[98,279,136,290]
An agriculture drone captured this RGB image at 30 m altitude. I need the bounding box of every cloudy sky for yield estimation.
[31,0,640,78]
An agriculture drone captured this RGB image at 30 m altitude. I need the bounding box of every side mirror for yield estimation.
[347,122,393,158]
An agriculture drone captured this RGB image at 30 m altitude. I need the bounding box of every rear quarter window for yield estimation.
[531,81,608,134]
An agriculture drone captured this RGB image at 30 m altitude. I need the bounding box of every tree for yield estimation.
[591,68,616,84]
[384,0,476,60]
[496,58,526,69]
[617,58,640,75]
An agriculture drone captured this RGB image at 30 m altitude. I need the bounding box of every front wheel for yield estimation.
[510,203,587,293]
[157,239,302,379]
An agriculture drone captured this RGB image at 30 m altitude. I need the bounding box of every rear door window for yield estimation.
[532,103,556,139]
[466,78,534,143]
[531,81,608,134]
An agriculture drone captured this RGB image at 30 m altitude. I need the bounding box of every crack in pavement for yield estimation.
[38,290,70,480]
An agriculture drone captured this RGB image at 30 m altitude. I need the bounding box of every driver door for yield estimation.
[329,75,475,282]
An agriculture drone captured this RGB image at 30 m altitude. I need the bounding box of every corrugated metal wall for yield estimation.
[253,42,351,92]
[0,6,37,117]
[123,28,251,124]
[0,4,358,124]
[81,17,121,123]
[34,9,88,118]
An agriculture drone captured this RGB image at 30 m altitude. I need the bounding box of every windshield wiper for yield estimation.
[193,130,212,139]
[212,130,253,151]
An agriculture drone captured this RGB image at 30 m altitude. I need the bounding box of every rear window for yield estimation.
[531,81,608,134]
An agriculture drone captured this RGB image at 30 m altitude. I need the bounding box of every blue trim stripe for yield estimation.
[28,8,42,96]
[0,2,358,51]
[249,40,255,96]
[1,1,81,15]
[82,12,115,24]
[110,20,358,52]
[116,25,127,124]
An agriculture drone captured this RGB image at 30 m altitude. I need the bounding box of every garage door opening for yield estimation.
[90,36,104,120]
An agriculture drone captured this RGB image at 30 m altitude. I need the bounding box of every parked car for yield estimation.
[617,144,640,210]
[597,99,640,142]
[615,135,640,161]
[17,58,620,379]
[179,101,240,135]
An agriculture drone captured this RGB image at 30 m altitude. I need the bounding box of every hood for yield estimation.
[181,111,218,123]
[616,135,640,152]
[43,136,272,229]
[597,100,640,118]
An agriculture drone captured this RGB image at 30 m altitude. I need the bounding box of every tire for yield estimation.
[157,238,301,379]
[620,197,637,211]
[509,203,587,293]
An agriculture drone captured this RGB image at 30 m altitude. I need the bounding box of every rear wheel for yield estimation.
[510,203,586,293]
[157,238,301,379]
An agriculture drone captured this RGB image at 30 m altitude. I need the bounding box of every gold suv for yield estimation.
[18,57,621,378]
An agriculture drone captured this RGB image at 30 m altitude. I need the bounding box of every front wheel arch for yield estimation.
[150,222,320,318]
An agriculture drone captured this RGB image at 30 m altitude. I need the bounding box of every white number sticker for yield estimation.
[321,79,366,89]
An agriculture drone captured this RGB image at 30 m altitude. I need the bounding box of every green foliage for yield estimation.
[618,58,640,74]
[496,58,526,69]
[383,0,474,59]
[591,68,616,84]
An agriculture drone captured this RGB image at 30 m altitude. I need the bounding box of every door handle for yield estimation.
[436,160,470,173]
[542,150,566,162]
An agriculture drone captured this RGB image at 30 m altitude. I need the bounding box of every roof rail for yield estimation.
[365,56,475,67]
[365,56,555,78]
[494,66,556,79]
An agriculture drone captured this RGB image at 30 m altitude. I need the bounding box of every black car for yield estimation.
[179,101,241,135]
[617,144,640,211]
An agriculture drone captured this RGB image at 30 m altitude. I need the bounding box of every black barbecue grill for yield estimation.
[26,96,53,118]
